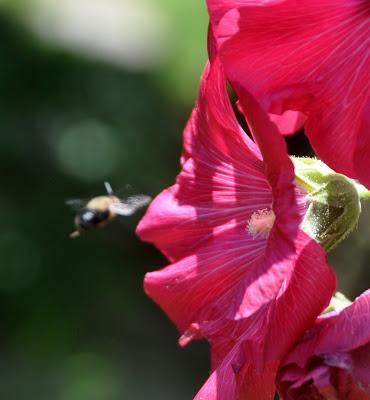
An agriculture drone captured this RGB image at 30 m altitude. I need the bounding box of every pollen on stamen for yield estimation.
[247,208,276,239]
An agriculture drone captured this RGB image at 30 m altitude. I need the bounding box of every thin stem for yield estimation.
[355,183,370,200]
[359,191,370,200]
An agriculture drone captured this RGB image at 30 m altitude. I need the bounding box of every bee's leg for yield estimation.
[70,230,81,239]
[104,182,114,195]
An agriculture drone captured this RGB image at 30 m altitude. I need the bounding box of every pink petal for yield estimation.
[354,96,370,188]
[138,56,336,399]
[330,365,370,400]
[317,289,370,355]
[235,100,307,136]
[235,80,301,245]
[140,58,307,338]
[282,291,370,369]
[269,110,307,136]
[138,55,304,262]
[278,290,370,399]
[208,0,370,186]
[351,342,370,389]
[137,148,271,262]
[194,359,279,400]
[194,230,335,400]
[144,227,272,335]
[137,59,272,261]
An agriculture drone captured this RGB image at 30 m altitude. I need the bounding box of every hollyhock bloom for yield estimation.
[137,57,335,399]
[206,0,370,187]
[278,289,370,399]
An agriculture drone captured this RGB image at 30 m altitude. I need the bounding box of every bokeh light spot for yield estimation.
[0,232,41,292]
[55,120,119,182]
[24,0,170,70]
[59,352,122,400]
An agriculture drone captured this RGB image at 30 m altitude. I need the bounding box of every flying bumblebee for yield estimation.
[67,182,151,238]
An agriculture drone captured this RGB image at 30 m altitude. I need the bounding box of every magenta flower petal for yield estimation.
[137,57,335,399]
[137,61,271,262]
[207,0,370,186]
[278,289,370,399]
[269,110,307,136]
[194,230,335,400]
[145,227,276,335]
[236,100,307,136]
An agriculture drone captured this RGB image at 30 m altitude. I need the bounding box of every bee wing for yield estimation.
[111,195,151,216]
[65,198,87,211]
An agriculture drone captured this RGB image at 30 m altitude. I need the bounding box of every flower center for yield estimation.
[247,208,276,239]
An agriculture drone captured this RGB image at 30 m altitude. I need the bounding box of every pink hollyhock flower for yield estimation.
[206,0,370,187]
[278,289,370,399]
[137,56,335,399]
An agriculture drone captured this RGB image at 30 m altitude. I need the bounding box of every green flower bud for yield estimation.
[292,157,361,252]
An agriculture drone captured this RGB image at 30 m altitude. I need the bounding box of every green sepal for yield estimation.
[323,292,352,314]
[292,157,335,191]
[302,175,360,252]
[292,157,361,252]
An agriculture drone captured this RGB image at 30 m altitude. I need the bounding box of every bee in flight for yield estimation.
[67,182,151,238]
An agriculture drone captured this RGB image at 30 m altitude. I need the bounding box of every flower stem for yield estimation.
[355,183,370,200]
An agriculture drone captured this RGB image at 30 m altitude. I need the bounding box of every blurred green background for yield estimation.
[0,1,368,399]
